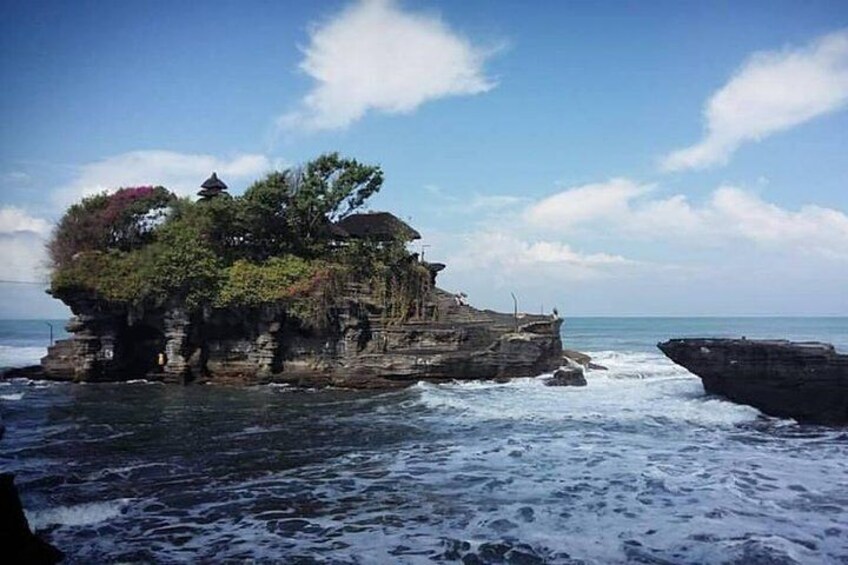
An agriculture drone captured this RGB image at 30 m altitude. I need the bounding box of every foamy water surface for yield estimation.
[2,346,847,564]
[2,317,848,562]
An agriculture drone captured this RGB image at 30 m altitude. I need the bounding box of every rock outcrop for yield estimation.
[545,359,587,387]
[6,288,562,389]
[563,349,607,371]
[658,338,848,424]
[0,473,64,564]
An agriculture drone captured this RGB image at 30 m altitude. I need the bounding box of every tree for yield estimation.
[49,186,175,269]
[242,153,384,258]
[240,171,294,260]
[286,153,383,255]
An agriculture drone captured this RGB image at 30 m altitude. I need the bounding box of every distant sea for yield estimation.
[1,317,846,563]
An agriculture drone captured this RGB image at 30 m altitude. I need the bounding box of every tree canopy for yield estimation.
[48,153,429,319]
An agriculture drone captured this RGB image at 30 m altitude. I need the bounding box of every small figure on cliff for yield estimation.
[157,352,167,369]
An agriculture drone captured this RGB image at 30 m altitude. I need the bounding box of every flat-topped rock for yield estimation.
[658,338,848,424]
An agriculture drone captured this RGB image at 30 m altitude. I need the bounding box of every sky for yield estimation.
[1,0,847,318]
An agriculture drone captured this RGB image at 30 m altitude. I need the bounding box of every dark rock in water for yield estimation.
[0,365,46,380]
[658,338,848,425]
[562,349,591,366]
[0,473,64,564]
[563,349,607,371]
[545,360,587,387]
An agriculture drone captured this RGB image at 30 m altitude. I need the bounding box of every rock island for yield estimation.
[12,154,562,387]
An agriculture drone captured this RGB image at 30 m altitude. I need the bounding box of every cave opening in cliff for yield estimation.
[120,322,166,379]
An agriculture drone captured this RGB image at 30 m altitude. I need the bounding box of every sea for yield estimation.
[1,317,847,564]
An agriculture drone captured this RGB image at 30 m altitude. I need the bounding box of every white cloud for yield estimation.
[524,178,848,259]
[523,178,652,228]
[281,0,497,131]
[0,207,52,282]
[444,230,636,277]
[0,232,48,283]
[662,29,848,171]
[707,186,848,257]
[0,206,51,236]
[53,150,272,207]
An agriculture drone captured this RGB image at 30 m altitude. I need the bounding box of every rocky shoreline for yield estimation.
[658,338,848,424]
[2,288,564,389]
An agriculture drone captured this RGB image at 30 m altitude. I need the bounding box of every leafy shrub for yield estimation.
[217,256,319,307]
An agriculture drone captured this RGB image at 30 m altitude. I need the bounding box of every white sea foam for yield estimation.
[5,342,846,562]
[414,351,760,427]
[0,345,46,367]
[1,392,23,401]
[27,498,131,529]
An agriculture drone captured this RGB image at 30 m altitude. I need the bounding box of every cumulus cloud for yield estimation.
[53,150,272,207]
[0,207,52,282]
[280,0,497,131]
[661,29,848,171]
[0,206,51,236]
[524,179,848,259]
[523,178,652,228]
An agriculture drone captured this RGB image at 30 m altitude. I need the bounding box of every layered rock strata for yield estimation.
[658,338,848,424]
[8,289,562,389]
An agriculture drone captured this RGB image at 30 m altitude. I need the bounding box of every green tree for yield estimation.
[240,171,294,260]
[286,153,383,255]
[49,186,175,269]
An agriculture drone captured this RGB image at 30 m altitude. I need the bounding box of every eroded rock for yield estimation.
[658,338,848,424]
[26,288,563,389]
[545,359,587,387]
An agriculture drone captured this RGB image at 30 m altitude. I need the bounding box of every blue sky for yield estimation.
[1,0,847,317]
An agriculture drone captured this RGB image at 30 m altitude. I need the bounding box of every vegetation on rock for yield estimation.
[48,153,428,320]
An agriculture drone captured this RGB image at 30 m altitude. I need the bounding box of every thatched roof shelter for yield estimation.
[198,172,228,199]
[335,212,421,242]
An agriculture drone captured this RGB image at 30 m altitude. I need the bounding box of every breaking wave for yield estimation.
[0,345,45,367]
[27,499,131,530]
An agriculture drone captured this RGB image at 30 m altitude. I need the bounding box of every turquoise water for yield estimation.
[1,318,847,563]
[563,317,848,353]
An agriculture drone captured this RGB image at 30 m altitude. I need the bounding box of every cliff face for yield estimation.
[658,338,848,424]
[35,288,562,388]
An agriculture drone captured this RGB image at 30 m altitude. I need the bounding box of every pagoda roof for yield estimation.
[335,212,421,242]
[200,172,228,191]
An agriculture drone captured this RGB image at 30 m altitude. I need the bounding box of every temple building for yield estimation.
[198,172,228,200]
[335,212,421,243]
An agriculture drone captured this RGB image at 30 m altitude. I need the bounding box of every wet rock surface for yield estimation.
[658,338,848,424]
[545,359,587,387]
